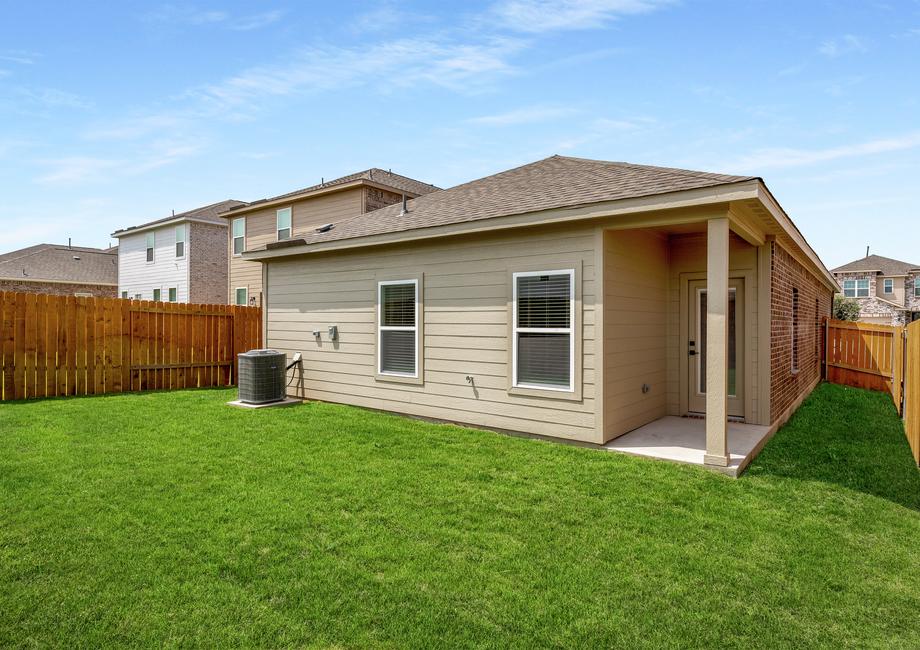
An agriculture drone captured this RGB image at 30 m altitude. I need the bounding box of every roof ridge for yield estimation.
[554,155,753,182]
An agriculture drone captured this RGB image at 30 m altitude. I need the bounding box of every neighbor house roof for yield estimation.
[112,199,246,237]
[219,168,440,216]
[831,254,920,276]
[248,155,754,249]
[0,243,118,285]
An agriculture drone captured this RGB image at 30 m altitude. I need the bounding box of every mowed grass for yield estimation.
[1,383,919,648]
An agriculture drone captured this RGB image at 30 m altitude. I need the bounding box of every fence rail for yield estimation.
[0,291,262,401]
[825,318,919,466]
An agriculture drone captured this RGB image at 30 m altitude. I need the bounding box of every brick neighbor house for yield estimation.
[831,254,920,325]
[238,155,837,475]
[0,243,118,297]
[112,200,245,304]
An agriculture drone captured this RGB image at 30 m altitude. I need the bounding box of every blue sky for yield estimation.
[1,0,918,269]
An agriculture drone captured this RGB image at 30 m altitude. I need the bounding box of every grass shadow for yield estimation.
[746,382,920,511]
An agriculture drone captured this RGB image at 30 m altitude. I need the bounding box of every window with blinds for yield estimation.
[145,232,155,263]
[378,280,418,377]
[175,225,185,258]
[513,270,574,391]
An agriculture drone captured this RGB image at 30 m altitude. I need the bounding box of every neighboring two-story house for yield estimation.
[831,254,920,325]
[112,200,245,303]
[219,169,438,306]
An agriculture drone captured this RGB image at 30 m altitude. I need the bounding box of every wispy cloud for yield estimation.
[37,156,120,184]
[732,131,920,170]
[0,50,38,65]
[15,87,94,111]
[230,10,283,31]
[83,114,185,141]
[192,36,523,111]
[36,140,204,185]
[142,5,282,31]
[350,2,435,35]
[555,115,655,150]
[468,105,578,125]
[818,34,867,57]
[491,0,674,33]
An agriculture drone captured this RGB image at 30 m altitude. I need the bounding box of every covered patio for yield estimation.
[603,416,772,477]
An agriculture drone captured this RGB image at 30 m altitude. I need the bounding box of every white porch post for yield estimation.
[705,217,730,466]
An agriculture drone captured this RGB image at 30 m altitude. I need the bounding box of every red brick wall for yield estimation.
[770,242,833,422]
[0,280,116,297]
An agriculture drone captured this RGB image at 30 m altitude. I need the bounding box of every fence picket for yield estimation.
[0,292,260,402]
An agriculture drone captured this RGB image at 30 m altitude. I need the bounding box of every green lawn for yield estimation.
[1,383,919,648]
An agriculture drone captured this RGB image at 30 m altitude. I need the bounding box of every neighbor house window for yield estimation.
[168,287,177,302]
[145,232,155,263]
[134,293,142,300]
[915,277,920,297]
[276,207,292,241]
[843,278,869,298]
[235,287,248,306]
[883,278,893,294]
[792,288,800,373]
[121,291,128,299]
[175,225,185,258]
[513,270,574,391]
[153,288,161,302]
[378,280,418,377]
[232,218,245,255]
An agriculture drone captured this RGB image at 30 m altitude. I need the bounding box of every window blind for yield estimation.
[379,281,417,376]
[514,271,573,390]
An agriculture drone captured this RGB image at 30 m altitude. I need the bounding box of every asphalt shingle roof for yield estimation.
[831,254,920,276]
[113,199,246,236]
[257,155,755,250]
[0,244,118,284]
[221,168,440,214]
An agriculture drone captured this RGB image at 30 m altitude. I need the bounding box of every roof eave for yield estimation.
[220,178,426,218]
[112,215,226,238]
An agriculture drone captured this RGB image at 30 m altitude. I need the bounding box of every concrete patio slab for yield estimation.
[603,416,772,477]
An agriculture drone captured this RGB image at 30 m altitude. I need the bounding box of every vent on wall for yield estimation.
[238,349,287,404]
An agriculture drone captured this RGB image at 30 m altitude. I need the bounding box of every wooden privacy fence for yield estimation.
[0,291,262,401]
[904,320,920,466]
[825,320,903,394]
[825,318,919,466]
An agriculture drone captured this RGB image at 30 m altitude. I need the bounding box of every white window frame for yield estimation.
[232,218,245,256]
[857,278,869,297]
[883,278,893,294]
[175,225,185,259]
[915,277,920,298]
[235,287,248,306]
[276,207,292,241]
[843,280,855,297]
[145,232,155,264]
[168,287,177,303]
[121,291,128,299]
[512,269,575,393]
[152,288,161,302]
[377,279,419,379]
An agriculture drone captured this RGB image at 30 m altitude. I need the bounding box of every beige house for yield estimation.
[831,254,920,325]
[243,156,836,475]
[219,169,438,307]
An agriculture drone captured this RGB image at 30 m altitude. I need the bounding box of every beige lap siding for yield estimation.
[770,242,832,422]
[266,223,598,442]
[603,229,668,440]
[228,187,366,305]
